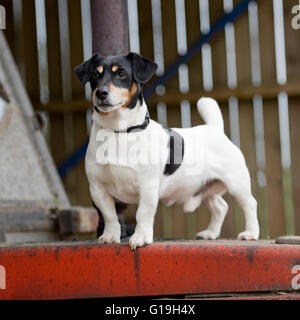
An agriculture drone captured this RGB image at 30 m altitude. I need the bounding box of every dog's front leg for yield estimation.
[90,183,121,244]
[129,182,159,250]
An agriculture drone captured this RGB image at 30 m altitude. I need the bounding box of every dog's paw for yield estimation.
[98,232,120,244]
[196,229,218,240]
[129,232,153,250]
[237,230,259,240]
[98,222,121,244]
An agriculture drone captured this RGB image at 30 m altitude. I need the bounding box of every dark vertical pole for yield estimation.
[91,0,129,55]
[91,0,131,239]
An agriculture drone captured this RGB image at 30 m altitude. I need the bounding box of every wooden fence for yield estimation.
[1,0,300,239]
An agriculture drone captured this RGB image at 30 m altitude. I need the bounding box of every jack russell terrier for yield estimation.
[74,52,259,250]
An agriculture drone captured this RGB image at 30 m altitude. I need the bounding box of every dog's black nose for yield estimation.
[96,90,109,100]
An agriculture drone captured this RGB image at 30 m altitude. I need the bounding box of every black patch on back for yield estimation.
[163,128,185,176]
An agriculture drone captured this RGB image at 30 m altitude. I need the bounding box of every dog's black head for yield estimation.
[74,53,157,113]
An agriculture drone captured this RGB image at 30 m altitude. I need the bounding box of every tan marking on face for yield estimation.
[109,83,129,98]
[122,82,137,110]
[108,83,130,110]
[130,82,137,96]
[97,66,103,73]
[112,65,119,72]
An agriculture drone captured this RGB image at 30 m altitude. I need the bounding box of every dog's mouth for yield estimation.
[94,103,123,113]
[99,103,112,108]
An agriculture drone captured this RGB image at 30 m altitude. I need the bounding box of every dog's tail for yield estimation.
[197,97,224,132]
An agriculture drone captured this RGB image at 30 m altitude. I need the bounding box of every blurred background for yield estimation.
[0,0,299,240]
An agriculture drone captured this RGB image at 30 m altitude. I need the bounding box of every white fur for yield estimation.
[86,97,259,249]
[197,97,224,132]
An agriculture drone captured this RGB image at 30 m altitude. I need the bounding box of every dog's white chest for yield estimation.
[87,160,139,203]
[101,164,139,202]
[86,135,140,203]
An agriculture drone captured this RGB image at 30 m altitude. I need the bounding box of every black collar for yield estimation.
[116,111,150,133]
[93,106,150,133]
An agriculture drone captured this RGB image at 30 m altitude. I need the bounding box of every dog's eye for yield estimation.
[117,71,127,79]
[93,71,100,79]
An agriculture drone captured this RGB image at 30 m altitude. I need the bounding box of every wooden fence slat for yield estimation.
[73,112,89,206]
[238,102,260,234]
[65,0,85,205]
[233,0,251,86]
[258,0,285,238]
[231,0,250,236]
[22,0,39,102]
[289,98,300,235]
[263,101,286,238]
[220,103,237,238]
[49,112,67,181]
[68,0,84,100]
[44,0,69,204]
[258,0,276,85]
[45,0,67,182]
[210,0,228,88]
[161,0,179,92]
[137,0,154,59]
[185,0,203,91]
[154,203,164,238]
[45,0,62,100]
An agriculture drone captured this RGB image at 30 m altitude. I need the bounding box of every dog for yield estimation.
[74,52,259,250]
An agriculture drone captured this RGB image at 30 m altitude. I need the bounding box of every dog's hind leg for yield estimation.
[196,195,228,240]
[230,189,259,240]
[224,169,259,240]
[183,195,202,213]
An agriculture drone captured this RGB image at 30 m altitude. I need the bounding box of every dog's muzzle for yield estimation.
[95,89,108,100]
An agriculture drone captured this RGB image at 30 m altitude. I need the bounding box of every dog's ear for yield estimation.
[128,52,158,84]
[74,54,99,86]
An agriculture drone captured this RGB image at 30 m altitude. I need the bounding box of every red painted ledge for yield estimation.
[0,240,300,299]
